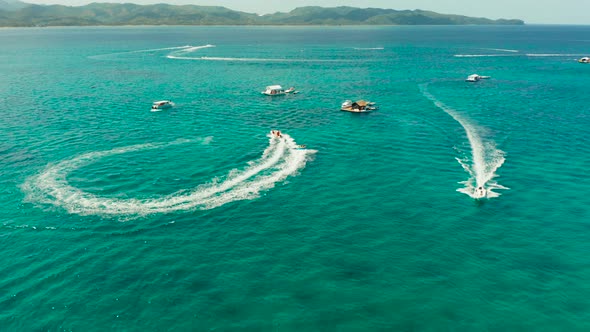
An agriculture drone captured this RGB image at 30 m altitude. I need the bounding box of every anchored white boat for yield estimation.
[340,100,377,113]
[579,57,590,63]
[261,85,297,96]
[151,100,175,111]
[466,74,491,82]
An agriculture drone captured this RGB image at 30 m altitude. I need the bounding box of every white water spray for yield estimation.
[23,133,315,216]
[420,84,508,199]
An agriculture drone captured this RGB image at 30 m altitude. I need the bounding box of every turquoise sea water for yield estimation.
[1,25,590,331]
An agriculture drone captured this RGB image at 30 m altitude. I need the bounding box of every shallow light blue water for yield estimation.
[1,25,590,331]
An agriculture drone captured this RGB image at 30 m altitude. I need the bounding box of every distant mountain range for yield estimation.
[0,2,525,27]
[0,0,27,11]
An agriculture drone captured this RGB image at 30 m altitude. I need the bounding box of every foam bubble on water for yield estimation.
[22,134,314,216]
[420,84,508,199]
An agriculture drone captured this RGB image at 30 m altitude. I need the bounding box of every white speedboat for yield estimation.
[151,100,175,110]
[466,74,490,82]
[579,57,590,63]
[341,100,377,113]
[473,186,487,199]
[262,85,298,96]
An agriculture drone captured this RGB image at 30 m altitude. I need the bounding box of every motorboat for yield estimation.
[262,85,298,96]
[473,186,487,199]
[466,74,490,82]
[151,100,175,110]
[579,57,590,63]
[340,100,377,113]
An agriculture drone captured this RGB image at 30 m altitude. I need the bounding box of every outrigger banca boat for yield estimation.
[262,85,298,96]
[340,100,377,113]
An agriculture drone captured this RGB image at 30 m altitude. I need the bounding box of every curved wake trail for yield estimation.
[165,44,216,59]
[419,84,507,199]
[168,56,345,63]
[166,44,346,63]
[92,44,349,63]
[23,133,315,216]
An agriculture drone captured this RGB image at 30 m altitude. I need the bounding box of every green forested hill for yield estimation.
[0,3,525,27]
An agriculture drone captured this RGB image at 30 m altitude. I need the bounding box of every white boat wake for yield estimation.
[420,84,508,199]
[89,45,196,60]
[22,133,315,216]
[455,53,587,58]
[92,44,350,63]
[454,54,518,58]
[481,48,520,53]
[165,44,216,59]
[353,47,384,50]
[166,44,346,62]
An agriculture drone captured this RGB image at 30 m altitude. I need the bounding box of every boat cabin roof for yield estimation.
[266,85,283,90]
[153,100,171,104]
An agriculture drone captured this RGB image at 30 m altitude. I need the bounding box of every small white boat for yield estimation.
[579,57,590,63]
[341,100,377,113]
[151,100,175,110]
[262,85,298,96]
[466,74,490,82]
[473,186,487,199]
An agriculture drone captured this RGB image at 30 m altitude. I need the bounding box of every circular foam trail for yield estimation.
[23,134,315,216]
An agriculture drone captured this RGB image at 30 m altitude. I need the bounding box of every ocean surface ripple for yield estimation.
[2,25,590,331]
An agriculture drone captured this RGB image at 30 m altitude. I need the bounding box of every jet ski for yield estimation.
[473,186,487,199]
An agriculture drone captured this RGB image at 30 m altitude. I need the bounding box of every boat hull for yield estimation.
[341,107,375,113]
[151,101,175,110]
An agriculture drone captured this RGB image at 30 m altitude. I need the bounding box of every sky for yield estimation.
[21,0,590,25]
